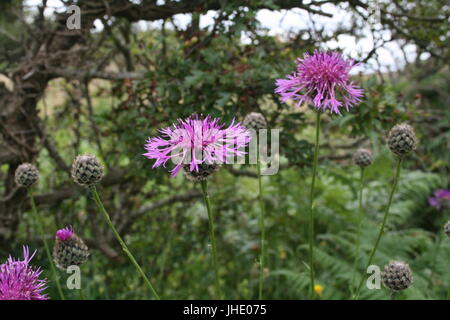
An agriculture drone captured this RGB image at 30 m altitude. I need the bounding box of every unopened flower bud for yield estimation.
[387,123,417,157]
[353,148,373,168]
[15,163,39,188]
[71,154,103,186]
[53,227,89,271]
[382,260,413,292]
[243,112,267,131]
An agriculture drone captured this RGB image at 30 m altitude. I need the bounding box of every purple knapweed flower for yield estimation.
[56,226,74,241]
[275,50,364,114]
[0,246,48,300]
[143,114,251,177]
[428,189,450,210]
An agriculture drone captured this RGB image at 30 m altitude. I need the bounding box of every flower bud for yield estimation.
[14,163,39,188]
[71,154,103,186]
[243,112,267,131]
[387,123,417,157]
[183,163,220,182]
[353,148,373,168]
[382,260,413,292]
[53,227,89,271]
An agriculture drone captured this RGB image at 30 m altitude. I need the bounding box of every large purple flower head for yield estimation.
[275,50,364,114]
[428,189,450,210]
[0,246,48,300]
[143,114,251,177]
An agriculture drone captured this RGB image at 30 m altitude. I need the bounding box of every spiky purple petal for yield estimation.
[0,246,48,300]
[275,50,364,114]
[56,226,74,241]
[143,114,251,177]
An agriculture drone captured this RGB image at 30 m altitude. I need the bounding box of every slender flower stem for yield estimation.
[256,138,267,300]
[432,229,444,269]
[350,167,365,295]
[308,111,321,299]
[89,186,161,300]
[431,215,448,269]
[354,158,403,299]
[28,190,65,300]
[434,214,449,300]
[390,291,397,300]
[200,180,221,299]
[79,287,85,300]
[447,283,450,300]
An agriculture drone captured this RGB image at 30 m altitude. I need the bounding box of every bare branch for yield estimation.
[45,68,145,80]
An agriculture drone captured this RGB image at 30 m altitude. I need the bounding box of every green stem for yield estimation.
[432,230,443,269]
[89,186,161,300]
[28,190,65,300]
[79,287,85,300]
[431,215,448,269]
[350,167,365,295]
[438,214,450,300]
[200,180,221,299]
[257,141,266,300]
[447,283,450,300]
[353,157,403,299]
[308,111,321,299]
[390,291,397,300]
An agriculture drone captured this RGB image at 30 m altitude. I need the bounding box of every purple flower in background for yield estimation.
[56,226,74,241]
[144,114,251,177]
[275,50,364,114]
[0,246,48,300]
[428,189,450,210]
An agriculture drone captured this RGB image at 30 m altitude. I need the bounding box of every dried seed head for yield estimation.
[14,163,39,188]
[382,261,413,292]
[53,227,89,271]
[387,123,417,157]
[71,154,103,186]
[353,148,373,168]
[243,112,267,131]
[183,163,220,182]
[444,221,450,238]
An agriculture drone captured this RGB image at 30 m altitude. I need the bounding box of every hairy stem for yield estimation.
[447,283,450,300]
[29,190,65,300]
[90,186,161,300]
[257,139,267,300]
[350,167,365,295]
[79,287,85,300]
[390,291,397,300]
[200,180,222,299]
[431,215,448,269]
[354,158,403,299]
[308,111,321,299]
